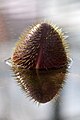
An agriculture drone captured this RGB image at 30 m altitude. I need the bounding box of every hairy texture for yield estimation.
[11,22,68,103]
[12,23,68,69]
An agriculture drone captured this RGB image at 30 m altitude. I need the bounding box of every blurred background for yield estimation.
[0,0,80,120]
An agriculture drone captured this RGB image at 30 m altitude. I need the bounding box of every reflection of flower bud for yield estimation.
[11,22,69,103]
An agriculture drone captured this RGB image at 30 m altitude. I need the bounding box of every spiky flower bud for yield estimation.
[10,22,69,103]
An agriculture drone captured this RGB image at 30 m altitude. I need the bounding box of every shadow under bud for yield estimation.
[12,65,68,103]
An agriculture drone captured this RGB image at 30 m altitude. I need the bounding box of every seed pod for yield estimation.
[11,22,69,103]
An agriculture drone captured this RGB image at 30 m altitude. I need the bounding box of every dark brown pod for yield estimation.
[11,22,69,103]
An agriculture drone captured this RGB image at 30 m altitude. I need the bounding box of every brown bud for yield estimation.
[11,22,69,103]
